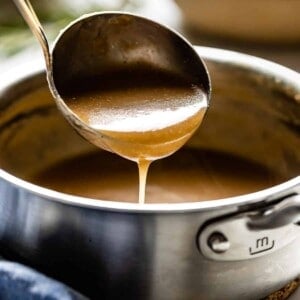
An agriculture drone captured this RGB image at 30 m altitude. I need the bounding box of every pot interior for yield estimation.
[0,55,299,203]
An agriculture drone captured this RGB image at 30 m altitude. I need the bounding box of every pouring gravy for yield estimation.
[62,67,208,204]
[23,67,286,204]
[22,83,286,203]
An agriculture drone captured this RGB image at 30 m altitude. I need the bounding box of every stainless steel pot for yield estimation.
[0,47,299,300]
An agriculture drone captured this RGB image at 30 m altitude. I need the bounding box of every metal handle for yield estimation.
[12,0,51,70]
[248,194,300,230]
[199,193,300,261]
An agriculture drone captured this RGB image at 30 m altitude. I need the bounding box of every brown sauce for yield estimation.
[29,149,283,203]
[63,68,208,203]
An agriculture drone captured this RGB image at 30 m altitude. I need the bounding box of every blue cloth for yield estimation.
[0,261,88,300]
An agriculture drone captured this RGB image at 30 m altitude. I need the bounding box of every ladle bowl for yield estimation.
[13,1,211,153]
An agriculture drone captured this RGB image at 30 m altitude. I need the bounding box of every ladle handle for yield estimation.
[13,0,51,70]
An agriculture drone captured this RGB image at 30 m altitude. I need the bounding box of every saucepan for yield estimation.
[0,46,299,299]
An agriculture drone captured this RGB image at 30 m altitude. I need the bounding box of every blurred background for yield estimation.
[0,0,300,71]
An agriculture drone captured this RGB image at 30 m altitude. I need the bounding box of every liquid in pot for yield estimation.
[29,148,284,203]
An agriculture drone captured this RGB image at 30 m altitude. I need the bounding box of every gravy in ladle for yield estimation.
[61,67,208,204]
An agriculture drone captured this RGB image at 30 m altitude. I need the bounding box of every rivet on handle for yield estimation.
[207,232,230,254]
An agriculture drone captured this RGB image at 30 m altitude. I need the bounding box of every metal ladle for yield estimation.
[13,0,211,153]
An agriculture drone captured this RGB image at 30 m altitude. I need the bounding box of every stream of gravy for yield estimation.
[63,68,208,204]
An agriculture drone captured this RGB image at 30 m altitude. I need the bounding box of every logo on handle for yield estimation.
[249,236,275,255]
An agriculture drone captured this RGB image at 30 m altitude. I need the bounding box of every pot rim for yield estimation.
[0,46,299,213]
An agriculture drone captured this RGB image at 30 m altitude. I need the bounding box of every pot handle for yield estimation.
[198,193,300,261]
[248,194,300,230]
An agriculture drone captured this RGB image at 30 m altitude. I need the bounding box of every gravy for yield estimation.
[63,67,208,203]
[30,149,283,203]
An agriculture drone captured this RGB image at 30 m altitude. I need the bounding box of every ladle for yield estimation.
[13,0,211,160]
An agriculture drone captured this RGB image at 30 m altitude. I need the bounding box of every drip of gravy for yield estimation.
[29,149,283,203]
[62,67,208,204]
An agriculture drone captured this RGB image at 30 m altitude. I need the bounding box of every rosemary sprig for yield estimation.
[0,0,140,59]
